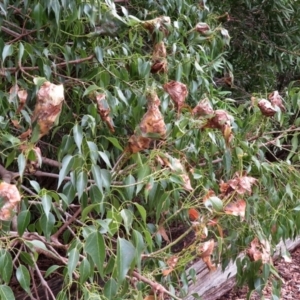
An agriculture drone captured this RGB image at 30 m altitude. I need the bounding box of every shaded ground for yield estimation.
[218,247,300,299]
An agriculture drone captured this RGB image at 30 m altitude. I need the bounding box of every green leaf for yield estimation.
[99,151,112,169]
[120,209,133,235]
[45,265,61,278]
[105,137,123,151]
[0,251,13,284]
[76,171,88,200]
[124,174,135,200]
[73,124,83,152]
[84,231,105,278]
[17,210,31,237]
[83,85,102,97]
[104,278,118,299]
[58,155,74,188]
[204,196,223,212]
[68,248,79,280]
[18,42,24,63]
[79,258,91,284]
[0,285,15,300]
[2,44,13,63]
[17,153,26,180]
[116,238,135,284]
[40,213,55,241]
[134,203,146,225]
[20,252,35,267]
[29,180,40,193]
[95,46,103,63]
[41,193,52,217]
[16,265,31,294]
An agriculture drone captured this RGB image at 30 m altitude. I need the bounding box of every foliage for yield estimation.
[1,0,300,299]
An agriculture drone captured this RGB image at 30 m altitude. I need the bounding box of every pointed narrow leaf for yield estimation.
[76,171,88,199]
[58,155,73,188]
[18,153,26,179]
[0,251,13,284]
[73,124,83,152]
[41,194,52,217]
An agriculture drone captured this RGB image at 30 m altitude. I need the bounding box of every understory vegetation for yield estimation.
[1,0,300,299]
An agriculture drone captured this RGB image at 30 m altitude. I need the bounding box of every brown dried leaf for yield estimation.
[94,93,115,133]
[32,82,64,138]
[228,173,257,195]
[16,89,28,113]
[188,208,200,221]
[158,224,170,243]
[198,239,216,271]
[0,182,21,220]
[19,128,32,141]
[166,255,179,269]
[269,90,285,112]
[162,268,173,276]
[247,237,271,264]
[205,109,233,131]
[139,92,166,138]
[127,135,151,153]
[142,16,171,36]
[192,98,214,117]
[194,22,211,35]
[26,147,42,173]
[258,99,276,117]
[11,119,21,129]
[224,199,246,219]
[163,81,188,114]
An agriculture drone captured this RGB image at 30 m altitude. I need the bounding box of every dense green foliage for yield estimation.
[1,0,300,299]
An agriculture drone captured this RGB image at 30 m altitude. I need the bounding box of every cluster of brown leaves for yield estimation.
[193,98,234,146]
[90,93,115,133]
[247,237,271,264]
[32,81,64,138]
[142,16,171,38]
[0,182,21,220]
[257,90,285,117]
[151,41,167,74]
[127,91,166,153]
[163,81,188,115]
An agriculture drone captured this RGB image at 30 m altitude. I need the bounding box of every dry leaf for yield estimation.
[11,119,21,129]
[27,147,42,173]
[269,90,285,112]
[157,224,170,243]
[19,128,32,141]
[224,199,246,219]
[194,22,211,35]
[188,208,200,221]
[162,268,173,276]
[142,16,171,37]
[163,81,188,114]
[192,98,214,117]
[162,255,178,276]
[158,154,193,191]
[221,172,257,196]
[127,91,166,153]
[151,42,168,74]
[0,182,21,220]
[258,99,276,117]
[9,85,28,113]
[32,82,64,138]
[198,239,216,270]
[247,237,271,264]
[92,93,115,133]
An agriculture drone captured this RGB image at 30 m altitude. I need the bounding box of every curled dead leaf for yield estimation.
[127,135,151,153]
[0,182,21,220]
[9,85,28,113]
[188,208,200,221]
[142,16,171,37]
[163,81,188,114]
[194,22,211,35]
[32,81,64,138]
[269,90,285,112]
[247,237,271,264]
[224,199,246,219]
[258,99,276,117]
[151,42,168,74]
[192,98,214,117]
[92,93,115,133]
[198,239,216,271]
